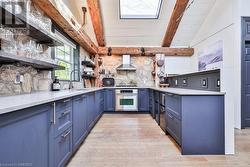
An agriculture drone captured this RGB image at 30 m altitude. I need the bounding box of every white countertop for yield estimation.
[0,87,224,115]
[0,88,103,115]
[152,88,225,96]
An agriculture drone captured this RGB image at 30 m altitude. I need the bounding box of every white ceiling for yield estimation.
[99,0,176,47]
[171,0,217,47]
[64,0,217,47]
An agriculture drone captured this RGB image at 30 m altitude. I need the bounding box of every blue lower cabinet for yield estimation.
[0,104,53,167]
[87,92,95,130]
[149,89,154,117]
[166,112,181,145]
[165,94,225,155]
[54,98,72,137]
[95,90,104,117]
[104,89,115,112]
[138,88,149,111]
[53,128,72,167]
[51,98,73,167]
[72,95,88,152]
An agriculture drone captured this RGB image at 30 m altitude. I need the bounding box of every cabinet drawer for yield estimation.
[54,128,72,167]
[54,99,72,137]
[56,98,72,111]
[166,112,181,145]
[166,94,181,119]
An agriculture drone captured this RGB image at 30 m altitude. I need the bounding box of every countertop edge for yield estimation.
[0,87,225,115]
[0,88,104,115]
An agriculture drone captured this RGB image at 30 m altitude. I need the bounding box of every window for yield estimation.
[119,0,163,19]
[55,45,73,80]
[53,28,80,81]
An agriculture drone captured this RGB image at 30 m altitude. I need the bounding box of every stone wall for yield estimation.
[101,55,155,87]
[0,1,88,96]
[0,65,51,96]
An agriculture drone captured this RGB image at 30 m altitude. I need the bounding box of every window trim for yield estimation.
[119,0,163,19]
[51,23,80,82]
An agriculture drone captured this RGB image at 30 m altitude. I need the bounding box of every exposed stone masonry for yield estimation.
[101,55,155,87]
[0,64,51,96]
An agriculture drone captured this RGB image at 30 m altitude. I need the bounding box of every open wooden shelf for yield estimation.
[81,74,96,79]
[81,60,96,68]
[0,51,65,70]
[0,6,63,47]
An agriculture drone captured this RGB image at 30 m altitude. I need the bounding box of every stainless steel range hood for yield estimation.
[116,55,136,71]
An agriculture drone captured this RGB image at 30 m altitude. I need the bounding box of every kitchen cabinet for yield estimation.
[104,89,115,112]
[87,92,96,130]
[0,104,53,167]
[149,89,155,118]
[165,93,225,155]
[138,88,149,111]
[0,90,105,167]
[51,98,73,167]
[72,94,88,152]
[154,91,160,124]
[95,90,104,116]
[53,127,72,167]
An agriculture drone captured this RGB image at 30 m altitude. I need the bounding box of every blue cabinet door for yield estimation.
[138,88,149,111]
[95,90,104,117]
[87,92,95,130]
[72,95,88,152]
[0,104,52,167]
[104,89,115,111]
[54,127,72,167]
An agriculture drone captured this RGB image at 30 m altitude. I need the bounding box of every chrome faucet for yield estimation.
[69,69,80,90]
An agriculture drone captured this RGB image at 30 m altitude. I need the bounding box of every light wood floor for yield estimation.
[67,114,250,167]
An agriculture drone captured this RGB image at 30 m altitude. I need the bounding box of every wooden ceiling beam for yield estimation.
[32,0,98,54]
[87,0,106,47]
[162,0,189,47]
[98,47,194,56]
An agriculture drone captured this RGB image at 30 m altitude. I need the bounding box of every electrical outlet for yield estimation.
[15,74,21,84]
[15,74,24,84]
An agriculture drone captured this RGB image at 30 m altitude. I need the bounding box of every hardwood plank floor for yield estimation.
[67,114,250,167]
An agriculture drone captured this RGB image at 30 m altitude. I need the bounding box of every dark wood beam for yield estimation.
[162,0,189,47]
[33,0,98,54]
[98,47,194,56]
[86,0,106,47]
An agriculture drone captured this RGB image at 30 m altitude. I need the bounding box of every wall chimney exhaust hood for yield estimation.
[116,55,136,71]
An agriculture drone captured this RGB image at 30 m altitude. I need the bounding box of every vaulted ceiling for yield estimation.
[99,0,175,47]
[171,0,216,47]
[62,0,217,47]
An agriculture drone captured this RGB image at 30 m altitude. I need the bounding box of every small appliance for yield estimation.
[51,77,61,91]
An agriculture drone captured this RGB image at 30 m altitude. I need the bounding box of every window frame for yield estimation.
[119,0,163,19]
[51,23,80,82]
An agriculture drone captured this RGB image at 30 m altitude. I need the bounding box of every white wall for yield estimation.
[165,56,191,75]
[189,0,236,154]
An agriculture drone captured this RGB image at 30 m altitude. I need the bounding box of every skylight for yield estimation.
[119,0,163,19]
